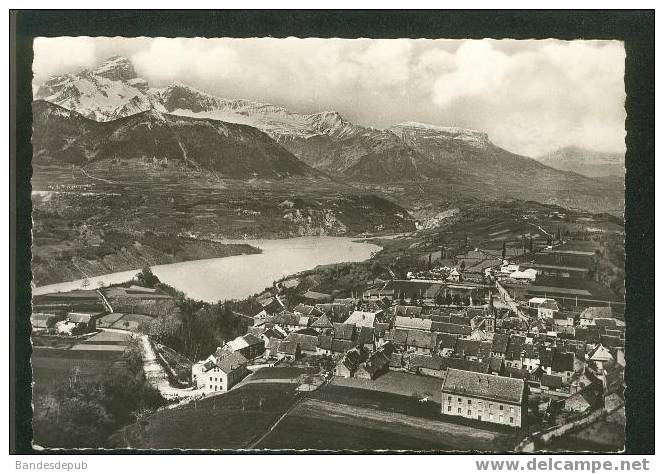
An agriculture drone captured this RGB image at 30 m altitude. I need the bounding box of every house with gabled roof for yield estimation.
[285,332,319,355]
[276,340,300,360]
[257,294,285,313]
[406,329,438,354]
[310,313,333,332]
[334,347,369,378]
[331,338,356,355]
[333,322,356,341]
[293,303,323,317]
[394,316,433,331]
[315,302,353,323]
[563,382,604,413]
[437,333,459,357]
[344,310,380,328]
[393,305,423,318]
[355,326,376,352]
[356,343,394,380]
[588,343,615,370]
[192,348,249,393]
[441,369,527,427]
[266,337,282,359]
[268,311,309,332]
[540,373,564,391]
[544,350,583,383]
[491,333,510,358]
[579,306,614,327]
[574,326,602,345]
[316,334,333,356]
[389,328,409,349]
[67,312,99,331]
[222,334,266,360]
[431,321,472,336]
[374,322,391,346]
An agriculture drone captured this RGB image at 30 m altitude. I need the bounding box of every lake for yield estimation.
[32,237,381,302]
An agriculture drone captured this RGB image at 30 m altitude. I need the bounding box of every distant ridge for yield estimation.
[536,146,625,178]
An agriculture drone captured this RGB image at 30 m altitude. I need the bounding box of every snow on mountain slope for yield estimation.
[35,57,384,143]
[155,82,365,140]
[34,58,164,122]
[390,121,491,149]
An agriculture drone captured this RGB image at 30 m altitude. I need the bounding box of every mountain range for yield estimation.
[32,100,317,179]
[33,56,623,212]
[536,146,625,178]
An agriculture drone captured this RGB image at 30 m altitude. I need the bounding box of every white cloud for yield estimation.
[33,37,97,78]
[131,38,238,84]
[426,39,625,155]
[431,40,512,106]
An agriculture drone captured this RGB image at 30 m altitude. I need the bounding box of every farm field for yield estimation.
[258,394,519,451]
[330,371,444,404]
[83,329,134,343]
[31,346,127,398]
[246,366,319,382]
[112,382,300,449]
[257,403,449,450]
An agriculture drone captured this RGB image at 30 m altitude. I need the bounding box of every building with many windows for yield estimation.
[192,348,249,393]
[441,368,527,427]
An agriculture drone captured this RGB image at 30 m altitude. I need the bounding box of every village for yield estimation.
[30,219,626,450]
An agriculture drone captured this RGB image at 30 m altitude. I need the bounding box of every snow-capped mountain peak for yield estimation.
[33,56,491,153]
[390,121,491,148]
[92,55,138,82]
[34,56,158,122]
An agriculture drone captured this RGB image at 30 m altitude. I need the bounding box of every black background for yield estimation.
[10,10,655,454]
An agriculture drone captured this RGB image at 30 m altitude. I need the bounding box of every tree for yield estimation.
[501,241,507,259]
[435,292,445,306]
[135,266,160,288]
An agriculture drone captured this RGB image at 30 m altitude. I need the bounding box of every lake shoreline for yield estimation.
[33,236,383,303]
[32,234,262,287]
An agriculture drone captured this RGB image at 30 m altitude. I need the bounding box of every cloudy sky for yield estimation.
[33,37,625,157]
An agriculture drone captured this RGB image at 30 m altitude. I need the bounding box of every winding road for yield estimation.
[139,335,204,401]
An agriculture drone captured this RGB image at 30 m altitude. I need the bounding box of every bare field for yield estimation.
[112,383,300,449]
[258,397,518,451]
[331,371,444,403]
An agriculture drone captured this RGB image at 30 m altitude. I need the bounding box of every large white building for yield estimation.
[441,368,527,427]
[192,348,249,393]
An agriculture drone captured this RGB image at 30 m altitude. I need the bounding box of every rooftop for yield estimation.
[442,368,526,404]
